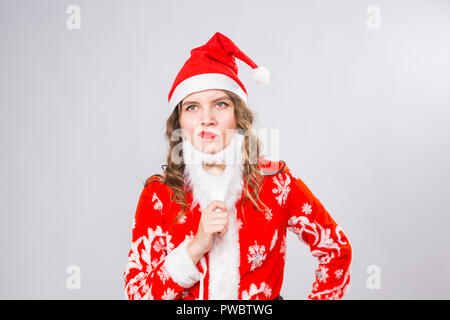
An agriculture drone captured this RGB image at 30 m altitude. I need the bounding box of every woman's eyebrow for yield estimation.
[182,96,231,107]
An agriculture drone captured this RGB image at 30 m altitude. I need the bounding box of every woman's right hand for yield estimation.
[187,200,229,264]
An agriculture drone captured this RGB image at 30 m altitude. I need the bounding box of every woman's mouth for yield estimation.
[198,131,217,140]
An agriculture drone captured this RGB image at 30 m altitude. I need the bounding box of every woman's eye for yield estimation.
[217,101,228,108]
[186,105,197,111]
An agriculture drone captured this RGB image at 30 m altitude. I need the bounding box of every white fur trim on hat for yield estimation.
[169,73,248,110]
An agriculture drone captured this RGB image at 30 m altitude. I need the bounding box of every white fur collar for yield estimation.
[182,132,244,300]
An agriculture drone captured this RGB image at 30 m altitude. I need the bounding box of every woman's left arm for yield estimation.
[283,167,352,300]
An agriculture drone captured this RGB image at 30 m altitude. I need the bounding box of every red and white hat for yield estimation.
[168,32,269,110]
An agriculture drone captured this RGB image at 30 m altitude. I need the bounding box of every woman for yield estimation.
[124,32,352,300]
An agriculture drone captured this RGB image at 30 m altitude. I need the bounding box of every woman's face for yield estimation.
[179,89,237,154]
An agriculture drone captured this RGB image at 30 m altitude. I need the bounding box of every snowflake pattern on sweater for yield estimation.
[124,160,352,300]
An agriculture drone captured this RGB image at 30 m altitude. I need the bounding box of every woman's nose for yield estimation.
[199,109,216,126]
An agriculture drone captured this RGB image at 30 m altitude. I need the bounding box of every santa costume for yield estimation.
[124,32,352,300]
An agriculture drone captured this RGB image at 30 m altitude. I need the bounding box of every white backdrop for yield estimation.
[1,0,449,299]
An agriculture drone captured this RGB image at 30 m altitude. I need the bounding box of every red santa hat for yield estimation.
[168,32,269,110]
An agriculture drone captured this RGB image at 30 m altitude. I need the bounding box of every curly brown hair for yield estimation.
[149,90,269,224]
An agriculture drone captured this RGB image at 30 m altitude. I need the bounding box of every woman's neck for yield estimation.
[202,162,226,176]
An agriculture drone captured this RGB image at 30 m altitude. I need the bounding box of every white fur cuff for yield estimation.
[163,239,203,288]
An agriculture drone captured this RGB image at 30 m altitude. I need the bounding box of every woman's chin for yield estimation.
[196,142,222,154]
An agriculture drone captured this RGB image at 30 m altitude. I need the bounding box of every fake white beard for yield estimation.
[182,132,245,211]
[182,132,245,300]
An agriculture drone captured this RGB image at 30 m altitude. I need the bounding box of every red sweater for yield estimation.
[124,160,352,300]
